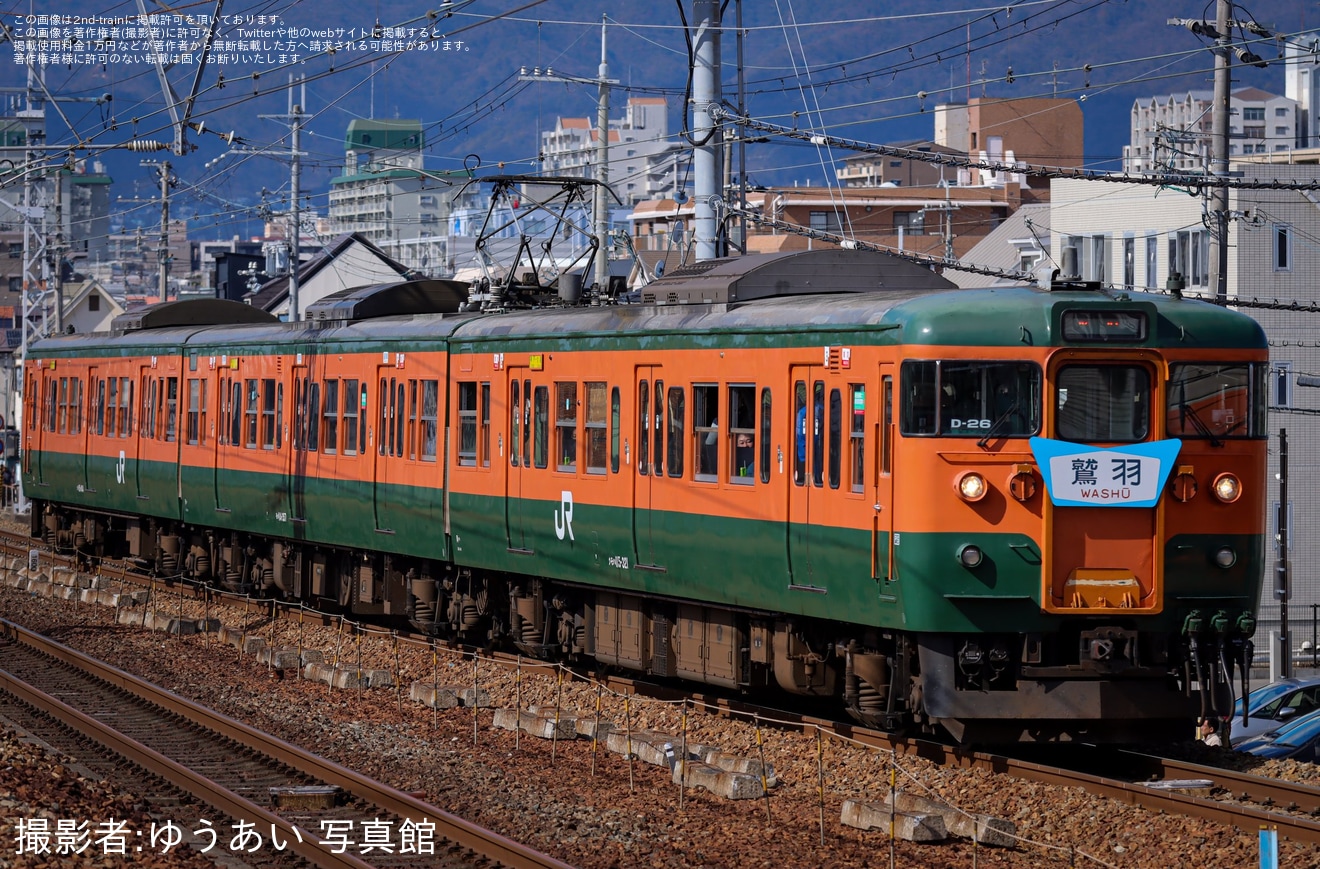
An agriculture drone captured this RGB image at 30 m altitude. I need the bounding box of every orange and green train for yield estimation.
[21,249,1267,742]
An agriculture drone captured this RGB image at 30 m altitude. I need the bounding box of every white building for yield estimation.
[539,97,689,206]
[328,120,450,245]
[1123,88,1297,173]
[1286,32,1320,148]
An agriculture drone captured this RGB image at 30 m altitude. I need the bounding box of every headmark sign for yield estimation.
[1029,437,1182,508]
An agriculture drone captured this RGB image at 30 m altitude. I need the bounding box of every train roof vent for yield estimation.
[112,299,279,332]
[637,249,955,305]
[304,279,469,322]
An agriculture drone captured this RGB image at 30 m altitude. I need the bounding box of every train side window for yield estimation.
[522,379,532,467]
[359,383,368,454]
[534,385,549,469]
[849,385,865,493]
[291,377,303,450]
[71,379,82,435]
[343,379,360,456]
[395,381,406,458]
[25,372,36,431]
[480,383,490,468]
[145,378,158,440]
[165,377,178,442]
[378,378,388,456]
[812,381,825,488]
[122,379,133,438]
[510,380,521,467]
[793,380,806,486]
[407,380,419,460]
[609,386,620,474]
[322,380,338,454]
[56,377,68,434]
[306,382,320,452]
[728,384,755,484]
[556,381,578,472]
[881,376,893,475]
[637,379,650,476]
[828,388,842,489]
[275,383,283,449]
[653,380,665,476]
[108,377,119,438]
[585,381,607,475]
[187,378,201,445]
[260,379,277,448]
[693,384,718,481]
[458,382,477,466]
[759,388,772,484]
[75,378,84,435]
[667,386,685,478]
[229,381,242,446]
[95,378,106,437]
[421,380,439,462]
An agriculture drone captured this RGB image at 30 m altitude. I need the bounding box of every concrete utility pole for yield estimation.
[692,0,722,261]
[1209,0,1231,302]
[51,165,63,332]
[594,16,610,291]
[259,74,308,321]
[141,159,173,304]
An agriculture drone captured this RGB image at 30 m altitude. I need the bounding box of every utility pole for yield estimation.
[1209,0,1231,303]
[141,159,174,304]
[50,164,63,332]
[259,75,308,321]
[594,16,609,291]
[1277,428,1291,679]
[692,0,722,261]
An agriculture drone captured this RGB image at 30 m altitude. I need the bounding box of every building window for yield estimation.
[1123,236,1135,290]
[1276,107,1289,117]
[1274,224,1292,271]
[894,211,925,235]
[1145,234,1158,289]
[809,211,842,232]
[1274,361,1293,408]
[1242,107,1264,121]
[89,295,100,311]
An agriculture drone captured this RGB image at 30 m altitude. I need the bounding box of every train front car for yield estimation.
[893,280,1267,743]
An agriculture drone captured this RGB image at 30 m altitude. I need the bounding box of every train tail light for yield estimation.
[1214,546,1237,568]
[957,544,984,568]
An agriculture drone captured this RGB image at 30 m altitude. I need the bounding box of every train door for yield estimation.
[134,365,154,501]
[82,367,99,494]
[372,366,406,532]
[873,365,895,583]
[505,368,532,552]
[214,371,238,513]
[787,367,827,588]
[31,368,52,486]
[632,366,663,568]
[288,358,311,523]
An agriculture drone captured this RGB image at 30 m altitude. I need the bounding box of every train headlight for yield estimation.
[957,544,984,569]
[1214,546,1237,568]
[1212,473,1241,503]
[956,471,987,502]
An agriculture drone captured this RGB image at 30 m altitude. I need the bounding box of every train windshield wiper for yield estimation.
[1179,402,1224,448]
[977,400,1021,448]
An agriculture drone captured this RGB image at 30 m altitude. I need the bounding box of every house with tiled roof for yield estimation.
[246,232,416,319]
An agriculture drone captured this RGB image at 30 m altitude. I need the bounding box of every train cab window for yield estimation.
[759,388,772,485]
[534,385,549,469]
[343,379,360,456]
[165,377,178,442]
[638,379,650,476]
[510,380,521,467]
[849,385,865,493]
[728,385,755,484]
[421,380,439,462]
[666,386,685,478]
[556,381,578,472]
[458,382,478,466]
[1057,365,1150,442]
[585,381,607,475]
[1166,363,1267,439]
[609,386,620,474]
[881,377,893,475]
[900,360,1041,439]
[693,384,718,481]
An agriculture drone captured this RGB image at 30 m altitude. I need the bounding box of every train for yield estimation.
[20,248,1267,743]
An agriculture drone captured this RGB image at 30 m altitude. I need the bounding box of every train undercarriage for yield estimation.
[36,501,1228,744]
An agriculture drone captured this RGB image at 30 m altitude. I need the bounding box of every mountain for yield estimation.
[5,0,1312,236]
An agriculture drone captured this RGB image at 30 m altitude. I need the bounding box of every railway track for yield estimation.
[0,618,573,869]
[6,527,1320,851]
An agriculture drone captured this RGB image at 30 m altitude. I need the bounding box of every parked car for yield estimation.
[1234,708,1320,762]
[1227,676,1320,746]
